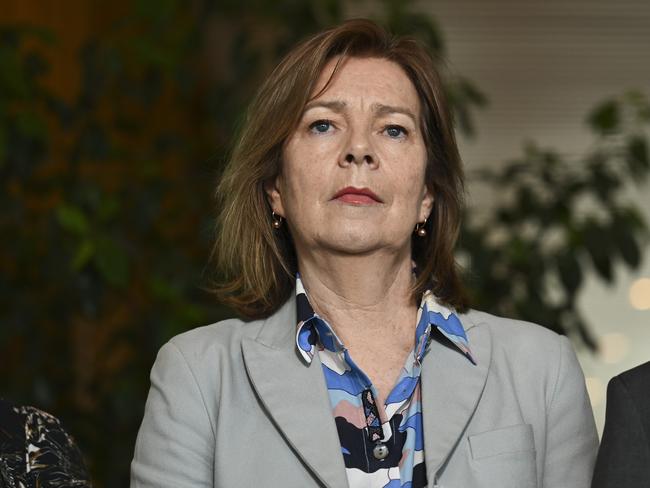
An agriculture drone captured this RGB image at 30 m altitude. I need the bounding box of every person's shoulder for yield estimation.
[0,401,91,486]
[610,360,650,403]
[148,317,267,395]
[616,360,650,386]
[605,361,650,434]
[463,309,585,404]
[166,316,265,360]
[464,308,565,357]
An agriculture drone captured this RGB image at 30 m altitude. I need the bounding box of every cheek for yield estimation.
[278,163,327,221]
[283,142,338,192]
[281,165,326,199]
[384,148,428,196]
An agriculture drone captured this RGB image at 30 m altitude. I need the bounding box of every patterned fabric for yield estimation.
[0,400,91,488]
[295,274,475,488]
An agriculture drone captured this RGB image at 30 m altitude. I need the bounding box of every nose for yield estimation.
[341,127,378,168]
[344,151,375,166]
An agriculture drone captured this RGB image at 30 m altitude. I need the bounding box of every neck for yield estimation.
[297,247,417,335]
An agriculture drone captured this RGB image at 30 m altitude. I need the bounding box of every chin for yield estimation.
[317,229,390,255]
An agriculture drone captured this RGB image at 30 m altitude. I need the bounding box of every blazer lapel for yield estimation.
[242,296,349,488]
[421,310,492,486]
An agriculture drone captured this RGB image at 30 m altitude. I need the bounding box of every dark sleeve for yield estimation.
[0,401,92,488]
[591,375,650,488]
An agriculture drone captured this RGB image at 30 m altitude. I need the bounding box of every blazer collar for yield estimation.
[242,296,492,488]
[421,309,492,487]
[242,295,349,488]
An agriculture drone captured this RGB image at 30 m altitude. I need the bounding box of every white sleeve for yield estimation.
[542,336,599,488]
[130,342,215,488]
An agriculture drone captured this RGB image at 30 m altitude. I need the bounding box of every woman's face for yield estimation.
[266,56,433,259]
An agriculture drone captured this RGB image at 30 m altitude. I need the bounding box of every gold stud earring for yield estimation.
[272,211,283,229]
[415,218,427,237]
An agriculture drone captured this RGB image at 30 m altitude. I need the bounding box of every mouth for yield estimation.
[332,186,383,205]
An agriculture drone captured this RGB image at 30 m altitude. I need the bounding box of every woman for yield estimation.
[131,19,598,488]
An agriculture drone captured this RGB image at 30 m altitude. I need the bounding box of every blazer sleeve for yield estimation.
[543,336,599,488]
[591,375,650,488]
[131,341,215,488]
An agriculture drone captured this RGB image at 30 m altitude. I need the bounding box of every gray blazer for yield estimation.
[130,295,598,488]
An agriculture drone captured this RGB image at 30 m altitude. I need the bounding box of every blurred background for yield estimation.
[1,1,648,486]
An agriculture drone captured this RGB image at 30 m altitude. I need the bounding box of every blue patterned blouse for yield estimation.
[294,274,475,488]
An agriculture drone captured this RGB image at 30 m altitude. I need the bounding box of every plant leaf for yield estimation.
[587,99,620,135]
[56,204,89,235]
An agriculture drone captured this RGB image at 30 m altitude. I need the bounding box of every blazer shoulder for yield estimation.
[615,360,650,391]
[464,309,579,388]
[610,360,650,422]
[465,309,587,412]
[166,316,265,365]
[466,308,565,356]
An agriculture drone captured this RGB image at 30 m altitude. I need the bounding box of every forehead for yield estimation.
[309,56,420,112]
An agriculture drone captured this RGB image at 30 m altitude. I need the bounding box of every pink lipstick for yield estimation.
[332,187,383,205]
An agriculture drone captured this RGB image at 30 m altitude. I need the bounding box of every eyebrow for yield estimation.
[372,103,418,126]
[303,100,418,126]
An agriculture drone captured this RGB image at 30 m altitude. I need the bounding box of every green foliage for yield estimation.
[462,93,650,347]
[588,98,620,135]
[0,1,647,486]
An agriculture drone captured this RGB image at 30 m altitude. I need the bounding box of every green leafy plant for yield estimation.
[461,91,649,347]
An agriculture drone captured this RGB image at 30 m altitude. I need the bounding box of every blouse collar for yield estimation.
[294,273,476,366]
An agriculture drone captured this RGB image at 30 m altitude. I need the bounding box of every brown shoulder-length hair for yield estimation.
[210,18,468,319]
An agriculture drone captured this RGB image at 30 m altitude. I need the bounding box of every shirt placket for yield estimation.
[338,348,396,464]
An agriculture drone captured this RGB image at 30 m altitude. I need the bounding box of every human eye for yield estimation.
[384,124,408,139]
[308,119,334,134]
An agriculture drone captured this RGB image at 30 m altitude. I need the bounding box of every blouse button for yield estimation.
[373,442,389,460]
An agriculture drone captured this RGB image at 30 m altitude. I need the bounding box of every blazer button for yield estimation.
[373,442,389,460]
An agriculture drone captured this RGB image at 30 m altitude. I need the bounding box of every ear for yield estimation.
[263,174,285,217]
[418,186,434,222]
